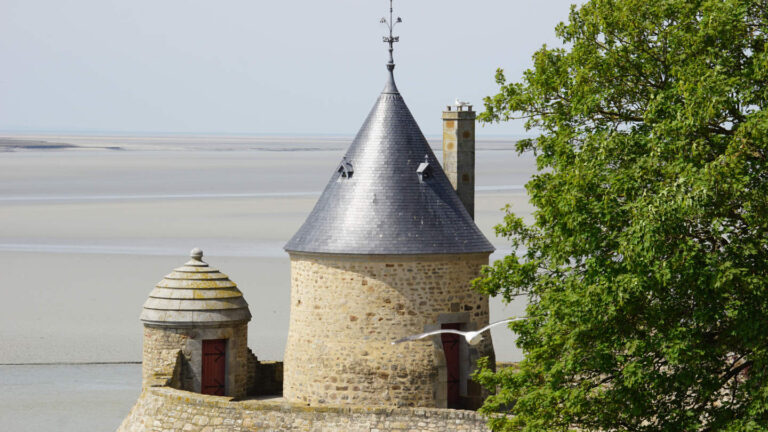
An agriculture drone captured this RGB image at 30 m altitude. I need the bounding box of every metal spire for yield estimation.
[380,0,402,71]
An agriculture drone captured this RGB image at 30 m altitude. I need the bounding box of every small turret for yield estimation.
[140,249,251,398]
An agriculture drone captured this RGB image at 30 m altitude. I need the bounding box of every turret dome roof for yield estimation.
[140,248,251,327]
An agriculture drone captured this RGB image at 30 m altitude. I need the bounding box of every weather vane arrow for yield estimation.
[381,0,402,71]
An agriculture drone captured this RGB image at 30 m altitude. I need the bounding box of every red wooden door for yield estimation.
[441,323,461,408]
[202,339,226,396]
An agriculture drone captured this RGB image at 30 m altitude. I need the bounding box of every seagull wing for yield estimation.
[476,317,528,334]
[392,329,467,344]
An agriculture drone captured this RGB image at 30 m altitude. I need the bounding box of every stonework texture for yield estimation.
[117,387,491,432]
[246,349,284,396]
[142,324,249,399]
[283,252,494,408]
[143,327,190,390]
[442,110,476,218]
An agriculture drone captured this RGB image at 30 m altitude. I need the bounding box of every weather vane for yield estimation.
[380,0,402,71]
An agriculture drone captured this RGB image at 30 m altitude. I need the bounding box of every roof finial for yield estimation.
[190,247,203,261]
[381,0,402,72]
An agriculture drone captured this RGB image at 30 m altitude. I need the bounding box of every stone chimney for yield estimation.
[442,105,476,218]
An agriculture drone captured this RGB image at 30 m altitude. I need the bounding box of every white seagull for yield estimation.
[392,317,528,346]
[455,98,471,107]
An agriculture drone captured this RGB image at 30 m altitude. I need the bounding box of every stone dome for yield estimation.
[140,248,251,327]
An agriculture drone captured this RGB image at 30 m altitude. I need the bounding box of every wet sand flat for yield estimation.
[0,136,536,365]
[0,252,292,363]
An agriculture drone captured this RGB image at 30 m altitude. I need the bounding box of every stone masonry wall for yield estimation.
[118,387,491,432]
[143,327,191,390]
[283,252,493,408]
[225,324,249,399]
[246,349,284,396]
[442,109,476,218]
[143,324,249,398]
[143,349,183,388]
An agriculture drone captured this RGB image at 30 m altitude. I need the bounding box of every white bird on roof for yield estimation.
[455,98,471,107]
[392,317,528,346]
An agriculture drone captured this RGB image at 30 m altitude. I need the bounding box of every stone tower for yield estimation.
[442,106,476,218]
[140,248,251,398]
[283,53,495,407]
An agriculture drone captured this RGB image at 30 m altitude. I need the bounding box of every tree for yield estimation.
[473,0,768,430]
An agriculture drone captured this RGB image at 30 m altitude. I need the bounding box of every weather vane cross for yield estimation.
[380,0,402,71]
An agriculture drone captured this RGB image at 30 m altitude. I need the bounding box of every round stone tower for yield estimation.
[283,64,495,408]
[140,248,251,398]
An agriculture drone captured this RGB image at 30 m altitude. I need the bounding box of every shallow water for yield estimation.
[0,364,141,431]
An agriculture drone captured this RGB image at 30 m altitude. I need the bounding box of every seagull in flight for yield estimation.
[392,317,527,346]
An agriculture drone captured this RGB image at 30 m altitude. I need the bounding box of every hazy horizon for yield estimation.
[0,0,581,136]
[0,130,535,139]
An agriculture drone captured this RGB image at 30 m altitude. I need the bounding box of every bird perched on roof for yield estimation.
[455,98,471,107]
[392,317,527,346]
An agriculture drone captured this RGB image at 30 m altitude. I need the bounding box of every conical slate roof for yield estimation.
[285,71,494,255]
[140,248,251,327]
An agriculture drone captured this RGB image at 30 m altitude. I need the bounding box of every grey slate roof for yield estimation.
[284,70,494,255]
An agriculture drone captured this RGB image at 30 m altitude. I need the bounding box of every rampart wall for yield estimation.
[117,386,491,432]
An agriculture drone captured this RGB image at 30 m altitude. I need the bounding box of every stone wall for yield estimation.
[118,387,491,432]
[246,349,283,396]
[284,252,493,408]
[142,324,249,398]
[142,327,191,390]
[442,109,476,218]
[143,349,183,388]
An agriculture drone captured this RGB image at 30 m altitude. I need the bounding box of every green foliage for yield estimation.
[473,0,768,430]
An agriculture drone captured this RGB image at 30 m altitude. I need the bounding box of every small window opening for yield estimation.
[417,154,433,183]
[337,157,354,179]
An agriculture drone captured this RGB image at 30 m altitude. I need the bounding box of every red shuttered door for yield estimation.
[201,339,226,396]
[441,323,461,408]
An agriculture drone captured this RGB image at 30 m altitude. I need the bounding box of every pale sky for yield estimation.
[0,0,578,136]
